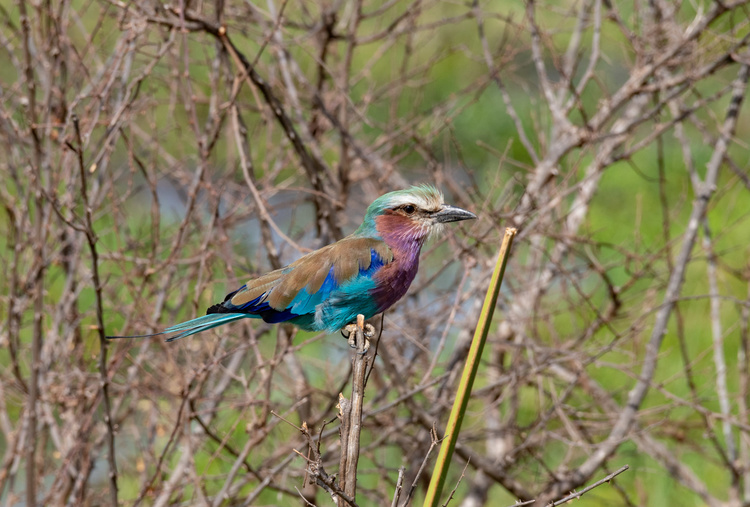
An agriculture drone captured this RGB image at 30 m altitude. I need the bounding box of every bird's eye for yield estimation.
[403,205,416,214]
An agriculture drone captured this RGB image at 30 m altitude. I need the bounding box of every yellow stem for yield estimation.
[422,227,517,506]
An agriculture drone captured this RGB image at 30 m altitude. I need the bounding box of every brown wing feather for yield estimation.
[307,259,334,294]
[229,236,393,312]
[229,270,284,307]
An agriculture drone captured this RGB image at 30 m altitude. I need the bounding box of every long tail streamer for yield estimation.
[107,313,247,342]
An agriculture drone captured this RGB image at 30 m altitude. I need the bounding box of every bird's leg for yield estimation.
[341,322,376,352]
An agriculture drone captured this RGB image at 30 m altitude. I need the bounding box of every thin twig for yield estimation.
[505,465,630,507]
[403,424,440,506]
[391,466,406,507]
[441,459,470,507]
[550,465,630,506]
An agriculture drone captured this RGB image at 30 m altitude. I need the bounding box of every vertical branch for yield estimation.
[701,218,740,500]
[19,0,44,502]
[338,314,369,505]
[72,115,119,505]
[26,194,44,507]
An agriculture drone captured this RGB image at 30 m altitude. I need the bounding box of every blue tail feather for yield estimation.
[107,313,249,342]
[164,313,248,342]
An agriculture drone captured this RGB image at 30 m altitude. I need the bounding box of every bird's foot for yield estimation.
[341,322,375,353]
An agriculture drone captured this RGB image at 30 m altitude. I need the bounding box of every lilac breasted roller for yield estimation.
[108,185,476,343]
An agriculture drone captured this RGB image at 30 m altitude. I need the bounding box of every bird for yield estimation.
[107,184,476,345]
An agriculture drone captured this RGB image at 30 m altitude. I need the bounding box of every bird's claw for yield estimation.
[341,323,375,353]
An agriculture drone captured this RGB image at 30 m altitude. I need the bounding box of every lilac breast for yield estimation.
[370,245,421,312]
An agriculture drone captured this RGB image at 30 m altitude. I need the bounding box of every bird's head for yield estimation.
[356,184,476,246]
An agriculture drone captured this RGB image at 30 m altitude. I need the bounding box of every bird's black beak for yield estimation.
[432,204,477,223]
